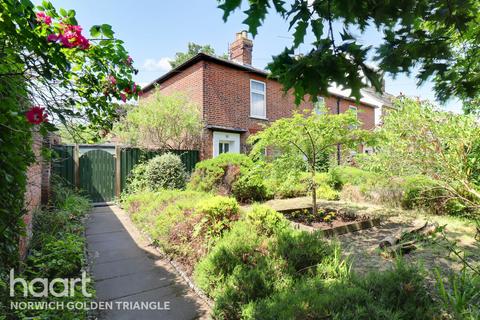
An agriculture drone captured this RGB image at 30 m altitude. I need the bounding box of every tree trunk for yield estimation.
[311,171,317,216]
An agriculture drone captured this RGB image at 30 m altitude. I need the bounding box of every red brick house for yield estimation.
[142,31,392,160]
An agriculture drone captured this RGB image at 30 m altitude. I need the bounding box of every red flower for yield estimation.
[36,12,52,25]
[26,106,47,125]
[108,75,117,85]
[120,93,127,102]
[49,24,90,50]
[47,34,59,42]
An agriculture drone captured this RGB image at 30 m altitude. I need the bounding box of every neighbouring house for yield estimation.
[142,31,394,160]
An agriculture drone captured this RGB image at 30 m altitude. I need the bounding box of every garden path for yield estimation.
[86,205,209,320]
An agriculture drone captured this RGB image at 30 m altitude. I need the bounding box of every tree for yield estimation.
[170,42,228,68]
[248,109,371,215]
[361,97,480,213]
[112,92,203,150]
[0,0,136,271]
[217,0,480,112]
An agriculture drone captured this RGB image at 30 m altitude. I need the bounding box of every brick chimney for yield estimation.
[229,31,253,65]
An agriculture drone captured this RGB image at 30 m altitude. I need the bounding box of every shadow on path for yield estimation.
[86,205,209,320]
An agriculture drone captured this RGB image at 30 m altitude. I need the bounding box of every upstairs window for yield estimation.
[250,80,266,119]
[314,96,325,115]
[349,106,358,128]
[349,105,358,117]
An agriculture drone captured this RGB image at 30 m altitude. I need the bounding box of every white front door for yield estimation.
[213,131,240,157]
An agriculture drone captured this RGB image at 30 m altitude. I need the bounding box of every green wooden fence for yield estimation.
[52,145,200,200]
[52,145,75,186]
[119,148,199,192]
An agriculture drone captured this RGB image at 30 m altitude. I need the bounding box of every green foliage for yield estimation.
[329,165,378,190]
[195,196,240,242]
[245,205,290,236]
[123,162,149,195]
[244,260,436,320]
[231,169,270,203]
[275,230,333,275]
[217,0,480,111]
[363,98,480,215]
[436,269,480,319]
[7,186,92,319]
[188,153,254,194]
[145,153,188,190]
[112,92,203,150]
[25,234,85,278]
[0,77,33,270]
[193,220,291,319]
[0,0,134,275]
[122,190,240,273]
[169,42,227,68]
[249,109,372,214]
[194,205,339,319]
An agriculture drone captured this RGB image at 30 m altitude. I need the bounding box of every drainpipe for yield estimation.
[336,98,341,165]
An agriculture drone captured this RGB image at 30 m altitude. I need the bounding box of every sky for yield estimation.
[39,0,462,113]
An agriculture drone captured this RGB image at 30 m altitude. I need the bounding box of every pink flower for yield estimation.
[25,106,47,124]
[126,56,133,65]
[47,34,59,42]
[108,75,117,85]
[36,12,52,25]
[120,93,127,102]
[56,24,90,50]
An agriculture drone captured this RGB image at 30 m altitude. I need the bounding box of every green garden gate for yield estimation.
[52,145,199,203]
[79,148,115,203]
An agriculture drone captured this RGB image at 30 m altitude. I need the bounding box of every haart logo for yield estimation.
[9,269,92,298]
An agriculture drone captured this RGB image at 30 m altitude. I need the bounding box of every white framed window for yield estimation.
[314,96,325,115]
[349,106,358,128]
[349,105,358,117]
[213,131,240,157]
[219,141,230,154]
[250,80,266,119]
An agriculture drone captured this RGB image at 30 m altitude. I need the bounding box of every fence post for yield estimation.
[115,145,121,198]
[73,144,80,188]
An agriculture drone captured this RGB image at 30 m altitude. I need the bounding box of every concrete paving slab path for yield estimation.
[86,205,209,320]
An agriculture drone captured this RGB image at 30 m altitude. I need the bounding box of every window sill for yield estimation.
[250,116,269,121]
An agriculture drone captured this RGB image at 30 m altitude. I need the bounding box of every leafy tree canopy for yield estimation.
[249,108,373,214]
[217,0,480,112]
[170,42,228,68]
[112,91,203,150]
[360,97,480,212]
[0,0,139,134]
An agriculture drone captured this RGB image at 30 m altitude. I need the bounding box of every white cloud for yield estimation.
[142,57,172,72]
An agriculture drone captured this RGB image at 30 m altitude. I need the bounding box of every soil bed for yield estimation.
[281,206,380,236]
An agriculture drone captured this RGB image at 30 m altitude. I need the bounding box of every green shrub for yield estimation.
[329,166,378,190]
[436,268,480,319]
[122,190,242,274]
[231,171,270,202]
[25,234,85,278]
[195,196,240,241]
[245,205,290,236]
[194,204,339,319]
[275,230,333,275]
[188,153,254,194]
[145,153,187,190]
[401,175,439,210]
[243,261,436,320]
[124,161,149,194]
[265,174,308,199]
[194,220,291,319]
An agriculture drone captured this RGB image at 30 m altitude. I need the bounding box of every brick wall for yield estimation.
[150,58,376,159]
[19,130,43,259]
[202,62,375,157]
